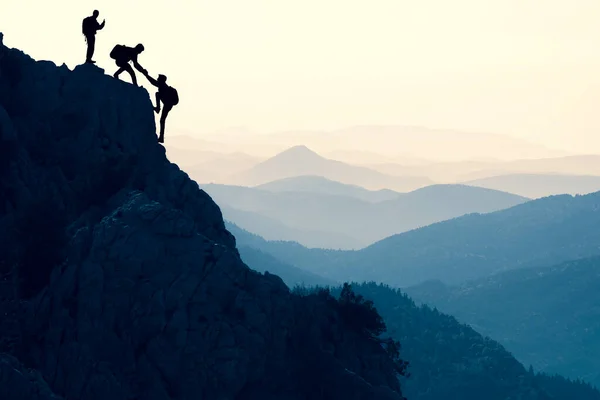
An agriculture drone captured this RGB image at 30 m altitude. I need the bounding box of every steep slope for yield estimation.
[236,191,600,287]
[322,283,600,400]
[0,33,405,400]
[256,175,402,203]
[405,257,600,387]
[464,173,600,198]
[226,145,433,191]
[204,183,528,248]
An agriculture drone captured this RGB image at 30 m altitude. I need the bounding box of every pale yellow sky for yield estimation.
[2,0,600,154]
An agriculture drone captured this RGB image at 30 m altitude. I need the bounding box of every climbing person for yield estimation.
[142,71,179,143]
[82,10,105,64]
[110,44,147,86]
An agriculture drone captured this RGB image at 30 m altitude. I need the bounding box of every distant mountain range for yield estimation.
[206,181,528,249]
[224,145,433,191]
[165,146,264,183]
[464,173,600,198]
[220,205,364,249]
[324,149,433,166]
[167,137,600,198]
[231,191,600,287]
[405,257,600,388]
[256,175,402,203]
[201,125,568,162]
[365,154,600,183]
[226,221,600,398]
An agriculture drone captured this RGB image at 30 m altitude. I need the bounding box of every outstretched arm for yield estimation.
[98,19,105,30]
[144,72,159,87]
[132,59,146,74]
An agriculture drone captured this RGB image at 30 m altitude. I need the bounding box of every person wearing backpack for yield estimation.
[110,44,147,86]
[142,71,179,143]
[81,10,105,64]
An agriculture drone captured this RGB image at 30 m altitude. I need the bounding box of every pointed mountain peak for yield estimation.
[272,145,325,161]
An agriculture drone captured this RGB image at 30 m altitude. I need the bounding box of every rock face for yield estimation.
[0,354,62,400]
[0,33,404,399]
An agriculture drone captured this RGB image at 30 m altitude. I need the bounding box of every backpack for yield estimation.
[163,86,179,106]
[109,45,127,60]
[82,17,95,36]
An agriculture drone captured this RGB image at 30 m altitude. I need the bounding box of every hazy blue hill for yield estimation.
[353,192,600,286]
[237,245,338,288]
[228,222,600,399]
[319,282,600,400]
[224,221,342,287]
[367,154,600,184]
[238,191,600,287]
[206,182,528,249]
[220,204,363,249]
[256,175,402,202]
[464,173,600,198]
[404,257,600,387]
[226,145,433,191]
[375,183,528,221]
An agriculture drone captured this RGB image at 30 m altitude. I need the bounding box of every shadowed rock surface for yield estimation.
[0,354,62,400]
[0,33,405,400]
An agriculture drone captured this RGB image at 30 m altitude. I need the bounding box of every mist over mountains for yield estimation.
[206,181,528,249]
[194,125,569,162]
[231,191,600,287]
[167,129,600,394]
[225,145,434,191]
[167,140,600,198]
[464,173,600,198]
[164,93,600,399]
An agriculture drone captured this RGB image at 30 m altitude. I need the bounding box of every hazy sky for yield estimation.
[2,0,600,154]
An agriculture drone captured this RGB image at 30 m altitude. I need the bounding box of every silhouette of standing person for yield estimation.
[142,71,179,143]
[109,44,147,86]
[82,10,105,64]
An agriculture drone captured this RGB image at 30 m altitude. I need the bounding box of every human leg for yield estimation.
[123,64,138,86]
[114,61,137,86]
[154,92,161,113]
[158,105,172,143]
[85,35,96,62]
[114,60,125,78]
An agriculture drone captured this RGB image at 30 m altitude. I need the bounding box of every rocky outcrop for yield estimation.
[0,33,405,399]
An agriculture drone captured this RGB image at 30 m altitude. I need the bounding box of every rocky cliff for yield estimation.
[0,33,405,400]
